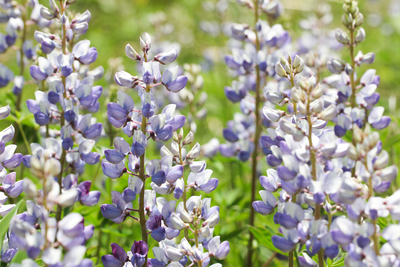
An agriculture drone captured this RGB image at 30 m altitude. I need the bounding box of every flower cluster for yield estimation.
[26,0,103,176]
[218,0,288,265]
[253,1,399,266]
[0,0,51,109]
[101,34,229,267]
[0,0,102,265]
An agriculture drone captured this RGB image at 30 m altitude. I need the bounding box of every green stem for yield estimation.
[290,73,297,113]
[349,28,358,177]
[193,215,202,267]
[178,140,189,241]
[294,246,301,267]
[139,115,148,267]
[372,219,380,255]
[306,88,323,266]
[17,122,32,154]
[56,0,68,223]
[95,229,103,264]
[247,1,262,266]
[15,0,27,112]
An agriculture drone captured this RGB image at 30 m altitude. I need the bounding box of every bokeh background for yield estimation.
[1,0,399,266]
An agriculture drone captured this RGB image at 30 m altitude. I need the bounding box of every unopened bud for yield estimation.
[291,88,300,103]
[49,0,59,13]
[369,132,380,148]
[40,7,56,20]
[319,104,337,121]
[171,141,179,156]
[355,13,364,27]
[344,64,353,76]
[374,150,389,170]
[170,213,188,230]
[347,145,358,160]
[280,55,288,65]
[353,125,363,143]
[284,62,291,74]
[275,62,286,77]
[186,143,201,159]
[341,14,352,28]
[178,128,184,141]
[335,28,350,45]
[203,210,220,227]
[311,84,324,99]
[355,28,366,43]
[173,132,179,142]
[183,131,194,146]
[200,225,212,237]
[180,210,192,223]
[160,145,173,158]
[125,44,141,61]
[23,178,38,198]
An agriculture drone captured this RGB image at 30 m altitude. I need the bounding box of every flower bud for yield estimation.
[345,63,354,75]
[203,210,220,227]
[180,210,192,223]
[355,28,366,43]
[154,48,178,65]
[311,84,324,99]
[335,29,350,45]
[171,141,179,156]
[164,246,185,262]
[275,62,287,77]
[280,55,288,65]
[263,107,284,122]
[296,59,305,73]
[293,55,302,69]
[49,0,59,13]
[186,143,201,159]
[341,14,352,28]
[56,188,78,207]
[173,132,179,142]
[347,145,358,160]
[44,158,61,176]
[355,13,364,27]
[362,53,375,65]
[178,128,184,141]
[183,131,194,146]
[40,7,56,20]
[352,125,363,143]
[369,132,380,148]
[284,62,291,74]
[319,104,337,121]
[170,213,188,230]
[200,225,212,237]
[23,178,38,198]
[280,119,294,134]
[291,88,300,103]
[125,44,141,61]
[374,150,389,170]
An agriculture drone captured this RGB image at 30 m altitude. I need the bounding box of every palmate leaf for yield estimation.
[248,225,288,256]
[0,200,25,253]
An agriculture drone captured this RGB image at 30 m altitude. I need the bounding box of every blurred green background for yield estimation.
[1,0,400,266]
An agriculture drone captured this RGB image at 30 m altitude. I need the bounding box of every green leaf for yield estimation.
[0,200,25,253]
[248,226,287,255]
[100,227,133,237]
[10,250,27,263]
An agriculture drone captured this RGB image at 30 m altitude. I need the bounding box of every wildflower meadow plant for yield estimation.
[253,0,399,266]
[0,0,398,266]
[101,33,229,267]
